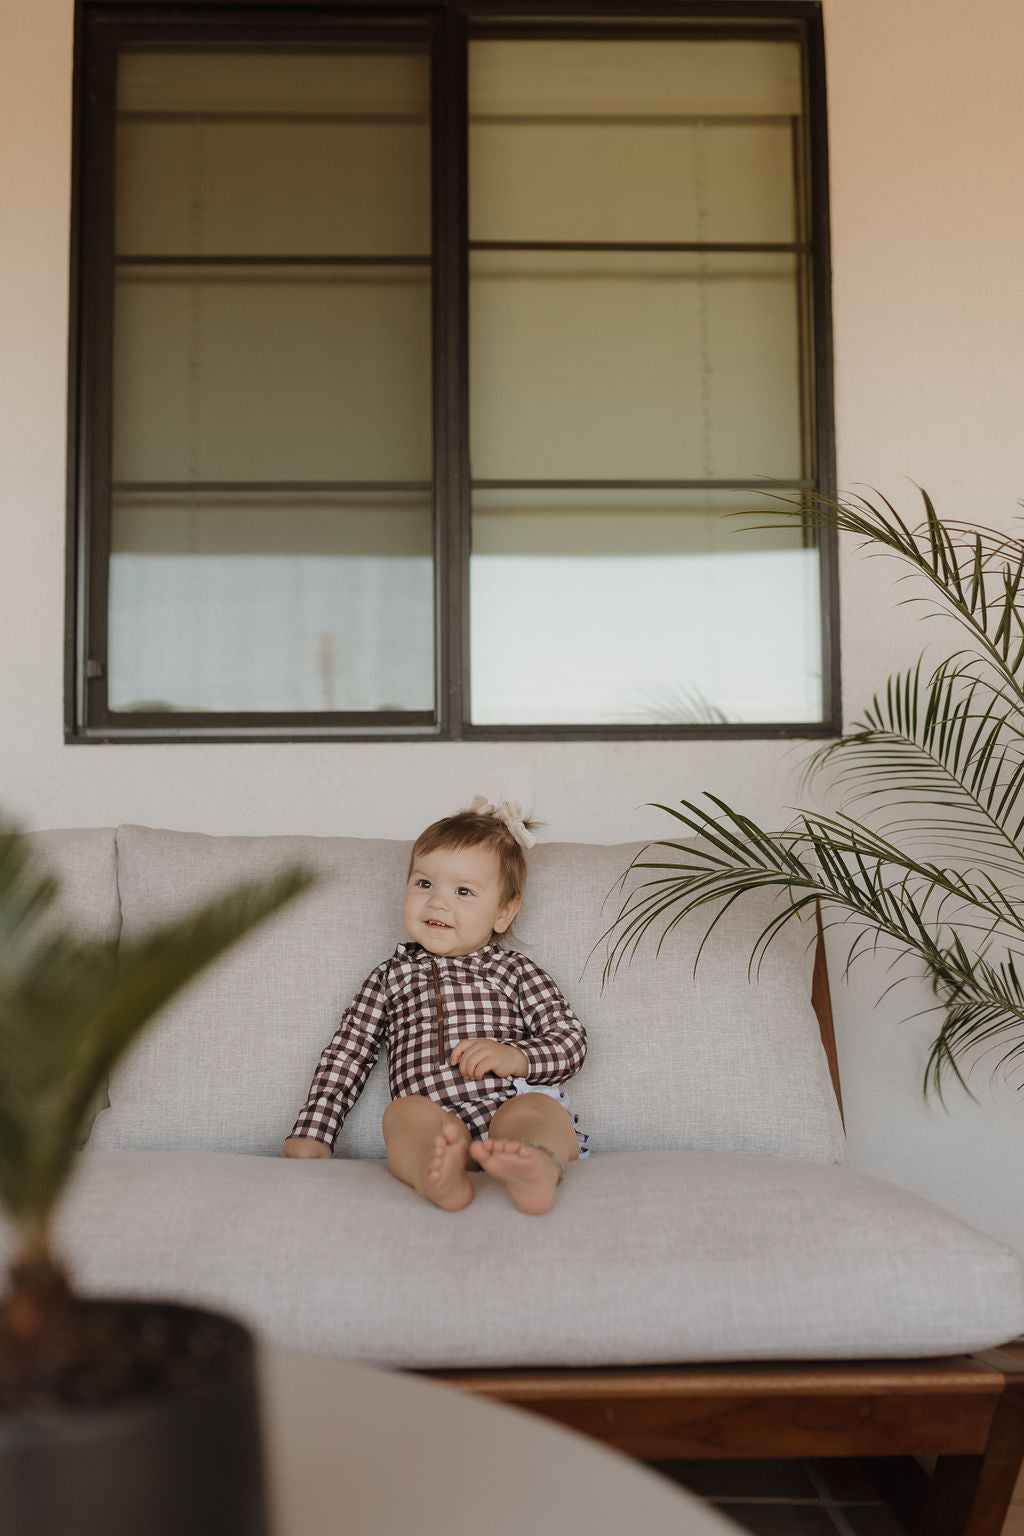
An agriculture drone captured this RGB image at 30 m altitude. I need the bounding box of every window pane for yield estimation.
[73,17,832,741]
[470,250,804,481]
[108,493,434,714]
[467,32,821,731]
[117,50,430,256]
[112,264,432,482]
[470,492,822,726]
[108,43,435,722]
[470,39,801,246]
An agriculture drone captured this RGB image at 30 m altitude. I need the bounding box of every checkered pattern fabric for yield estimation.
[290,942,588,1146]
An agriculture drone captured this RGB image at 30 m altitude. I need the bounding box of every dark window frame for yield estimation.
[66,0,839,743]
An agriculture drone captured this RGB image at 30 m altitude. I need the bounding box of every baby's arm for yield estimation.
[512,956,587,1083]
[285,962,390,1156]
[283,1136,332,1159]
[282,1136,330,1155]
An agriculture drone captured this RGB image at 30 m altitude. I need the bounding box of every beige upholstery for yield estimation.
[29,1148,1024,1367]
[26,828,121,945]
[87,827,845,1164]
[2,823,1020,1367]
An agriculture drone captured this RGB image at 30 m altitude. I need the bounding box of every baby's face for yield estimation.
[403,844,520,958]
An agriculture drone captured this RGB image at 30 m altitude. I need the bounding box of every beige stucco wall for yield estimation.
[2,0,1023,1252]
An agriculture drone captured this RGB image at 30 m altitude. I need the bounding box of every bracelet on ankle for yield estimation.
[522,1141,565,1185]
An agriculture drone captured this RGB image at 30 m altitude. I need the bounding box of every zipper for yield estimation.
[428,956,446,1064]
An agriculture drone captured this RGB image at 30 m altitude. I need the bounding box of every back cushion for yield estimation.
[516,842,844,1164]
[26,828,121,945]
[88,827,844,1163]
[87,827,407,1157]
[26,828,123,1143]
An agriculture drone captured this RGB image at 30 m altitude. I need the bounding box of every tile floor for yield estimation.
[650,1455,1024,1536]
[648,1458,907,1536]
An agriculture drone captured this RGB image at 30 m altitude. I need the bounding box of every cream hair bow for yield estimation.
[469,795,537,850]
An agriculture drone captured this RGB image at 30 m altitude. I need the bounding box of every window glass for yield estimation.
[467,36,818,727]
[108,492,434,713]
[70,10,834,740]
[469,39,801,246]
[470,490,821,726]
[109,46,433,716]
[470,249,803,481]
[112,265,432,483]
[116,50,430,256]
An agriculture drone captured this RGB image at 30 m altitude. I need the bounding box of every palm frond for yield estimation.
[920,938,1024,1099]
[802,661,1024,876]
[601,795,1014,984]
[761,488,1024,699]
[0,828,62,984]
[603,489,1024,1098]
[0,819,314,1245]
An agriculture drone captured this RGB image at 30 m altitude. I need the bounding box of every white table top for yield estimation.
[260,1347,737,1536]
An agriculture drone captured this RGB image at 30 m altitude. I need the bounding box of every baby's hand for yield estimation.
[450,1038,528,1081]
[283,1136,332,1159]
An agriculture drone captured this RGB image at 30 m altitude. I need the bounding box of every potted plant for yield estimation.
[604,488,1024,1096]
[0,820,312,1535]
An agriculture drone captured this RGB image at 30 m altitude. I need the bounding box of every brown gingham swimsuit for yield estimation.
[290,941,588,1150]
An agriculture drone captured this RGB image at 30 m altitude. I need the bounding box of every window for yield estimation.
[67,1,837,741]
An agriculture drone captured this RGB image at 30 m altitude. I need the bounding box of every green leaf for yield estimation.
[601,489,1024,1097]
[0,816,314,1256]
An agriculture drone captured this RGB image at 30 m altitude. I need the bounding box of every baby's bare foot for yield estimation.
[418,1119,473,1211]
[472,1138,560,1215]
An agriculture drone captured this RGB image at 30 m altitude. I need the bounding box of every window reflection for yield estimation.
[108,496,434,714]
[470,494,822,726]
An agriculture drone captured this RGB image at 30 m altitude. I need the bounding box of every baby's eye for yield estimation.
[456,886,474,898]
[415,878,431,889]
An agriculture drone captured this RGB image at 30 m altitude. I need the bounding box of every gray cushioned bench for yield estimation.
[5,825,1024,1535]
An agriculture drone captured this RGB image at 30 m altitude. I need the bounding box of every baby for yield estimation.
[284,798,587,1214]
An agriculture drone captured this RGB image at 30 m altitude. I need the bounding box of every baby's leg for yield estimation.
[382,1095,474,1211]
[472,1094,580,1215]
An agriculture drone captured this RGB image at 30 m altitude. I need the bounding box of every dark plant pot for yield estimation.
[0,1299,268,1536]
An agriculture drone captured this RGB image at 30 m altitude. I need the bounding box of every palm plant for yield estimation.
[0,820,311,1399]
[605,488,1024,1098]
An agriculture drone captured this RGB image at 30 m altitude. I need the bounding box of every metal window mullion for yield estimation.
[469,240,808,254]
[65,0,89,738]
[112,480,435,495]
[463,9,811,40]
[118,109,429,126]
[432,7,470,739]
[804,9,840,733]
[79,11,120,734]
[471,478,816,492]
[114,254,432,268]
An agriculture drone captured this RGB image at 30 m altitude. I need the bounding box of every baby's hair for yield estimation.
[409,806,537,906]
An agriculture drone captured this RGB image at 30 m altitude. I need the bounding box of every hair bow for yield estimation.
[469,795,537,850]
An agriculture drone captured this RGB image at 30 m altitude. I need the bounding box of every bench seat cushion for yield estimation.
[34,1148,1024,1367]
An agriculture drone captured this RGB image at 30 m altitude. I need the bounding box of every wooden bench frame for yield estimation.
[428,913,1024,1536]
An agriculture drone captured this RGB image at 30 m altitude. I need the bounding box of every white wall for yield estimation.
[2,0,1024,1252]
[822,0,1024,1258]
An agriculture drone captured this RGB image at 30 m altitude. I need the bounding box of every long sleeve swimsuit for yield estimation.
[290,941,588,1148]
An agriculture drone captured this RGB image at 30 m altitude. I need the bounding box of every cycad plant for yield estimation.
[605,489,1024,1098]
[0,821,311,1402]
